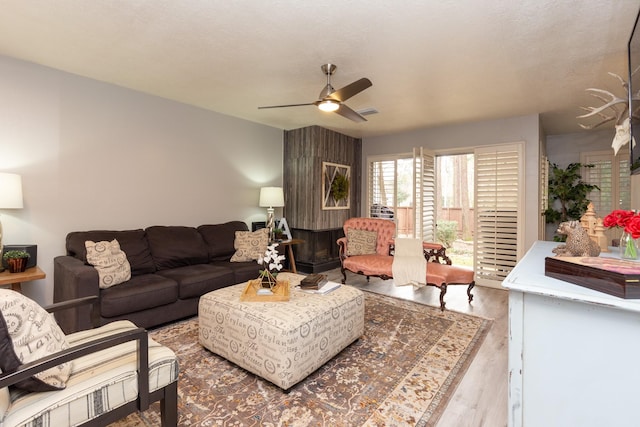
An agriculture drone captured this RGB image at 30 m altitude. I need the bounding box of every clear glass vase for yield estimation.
[619,231,639,260]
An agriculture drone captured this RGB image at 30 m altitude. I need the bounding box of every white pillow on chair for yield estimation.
[0,289,72,391]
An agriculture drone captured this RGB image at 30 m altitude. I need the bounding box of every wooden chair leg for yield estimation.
[467,281,475,303]
[341,267,347,284]
[439,283,447,311]
[160,381,178,427]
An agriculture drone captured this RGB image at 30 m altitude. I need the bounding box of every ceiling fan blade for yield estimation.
[258,102,315,109]
[328,78,372,102]
[335,104,367,122]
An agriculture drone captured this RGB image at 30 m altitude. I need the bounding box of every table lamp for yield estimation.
[259,186,285,241]
[0,173,24,272]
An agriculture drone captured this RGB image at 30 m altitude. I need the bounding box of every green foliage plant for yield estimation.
[544,162,599,225]
[436,220,458,248]
[331,173,349,201]
[2,250,30,260]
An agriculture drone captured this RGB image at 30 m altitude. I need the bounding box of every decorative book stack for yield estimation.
[299,274,328,290]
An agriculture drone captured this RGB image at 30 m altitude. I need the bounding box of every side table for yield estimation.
[0,266,46,293]
[275,238,304,273]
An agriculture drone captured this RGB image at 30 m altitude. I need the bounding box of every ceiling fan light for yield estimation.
[318,99,339,112]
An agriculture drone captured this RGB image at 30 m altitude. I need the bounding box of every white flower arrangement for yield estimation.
[257,243,286,289]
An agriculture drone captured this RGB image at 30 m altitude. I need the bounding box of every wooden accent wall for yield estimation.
[283,125,361,231]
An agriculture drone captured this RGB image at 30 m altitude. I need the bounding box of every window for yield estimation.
[367,142,524,288]
[581,150,630,245]
[581,150,630,215]
[368,155,417,236]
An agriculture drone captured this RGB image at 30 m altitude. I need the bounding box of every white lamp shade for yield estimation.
[259,186,284,208]
[0,173,23,209]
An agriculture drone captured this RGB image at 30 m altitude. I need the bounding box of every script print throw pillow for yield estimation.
[0,289,72,391]
[230,228,269,262]
[85,239,132,289]
[347,229,378,256]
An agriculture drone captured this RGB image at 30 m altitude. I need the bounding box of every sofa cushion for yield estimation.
[230,228,269,262]
[212,260,263,284]
[85,239,132,288]
[343,254,393,276]
[156,264,236,299]
[342,217,396,256]
[0,289,71,392]
[66,229,155,275]
[100,274,179,318]
[198,221,249,261]
[146,226,210,270]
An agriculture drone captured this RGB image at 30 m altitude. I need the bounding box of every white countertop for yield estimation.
[502,240,640,314]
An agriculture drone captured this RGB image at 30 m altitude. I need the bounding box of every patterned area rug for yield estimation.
[113,291,492,427]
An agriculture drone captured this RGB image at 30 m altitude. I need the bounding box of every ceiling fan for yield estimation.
[258,64,373,122]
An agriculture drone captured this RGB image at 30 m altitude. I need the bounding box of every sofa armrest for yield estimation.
[45,296,100,329]
[337,237,348,259]
[54,256,101,333]
[422,242,452,264]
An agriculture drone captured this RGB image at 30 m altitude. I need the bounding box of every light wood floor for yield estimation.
[323,268,508,427]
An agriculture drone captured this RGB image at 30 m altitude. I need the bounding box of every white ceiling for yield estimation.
[0,1,638,138]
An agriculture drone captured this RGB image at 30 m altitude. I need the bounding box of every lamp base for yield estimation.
[266,207,275,242]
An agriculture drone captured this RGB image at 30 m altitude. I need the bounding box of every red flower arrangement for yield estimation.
[603,209,640,259]
[603,209,640,238]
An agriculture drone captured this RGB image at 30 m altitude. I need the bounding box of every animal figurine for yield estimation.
[552,220,601,257]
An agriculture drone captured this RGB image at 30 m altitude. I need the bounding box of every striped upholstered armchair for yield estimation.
[0,292,179,426]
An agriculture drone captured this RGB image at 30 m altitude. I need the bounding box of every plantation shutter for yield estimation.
[474,143,524,287]
[540,155,549,240]
[413,147,436,241]
[581,150,630,214]
[581,150,631,245]
[368,159,396,219]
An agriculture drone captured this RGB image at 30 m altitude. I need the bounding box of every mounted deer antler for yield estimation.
[577,72,628,129]
[577,71,639,154]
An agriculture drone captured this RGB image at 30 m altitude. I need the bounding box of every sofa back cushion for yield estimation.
[343,217,396,256]
[146,226,209,270]
[198,221,249,261]
[66,229,156,275]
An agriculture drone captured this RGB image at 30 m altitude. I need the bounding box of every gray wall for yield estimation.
[546,128,614,167]
[362,114,541,252]
[0,55,284,304]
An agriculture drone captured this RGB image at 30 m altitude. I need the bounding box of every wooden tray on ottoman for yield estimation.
[545,256,640,299]
[240,279,290,302]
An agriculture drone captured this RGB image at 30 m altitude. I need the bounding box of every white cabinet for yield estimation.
[503,241,640,427]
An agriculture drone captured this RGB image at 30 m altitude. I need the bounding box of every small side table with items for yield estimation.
[275,238,304,273]
[0,266,46,293]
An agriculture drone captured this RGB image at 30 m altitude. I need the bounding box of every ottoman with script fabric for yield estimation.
[198,272,365,389]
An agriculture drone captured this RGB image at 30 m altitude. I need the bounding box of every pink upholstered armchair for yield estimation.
[337,217,396,282]
[337,217,475,310]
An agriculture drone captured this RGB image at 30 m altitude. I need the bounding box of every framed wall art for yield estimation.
[322,162,350,210]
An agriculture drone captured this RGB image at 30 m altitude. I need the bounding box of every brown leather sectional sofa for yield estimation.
[54,221,261,333]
